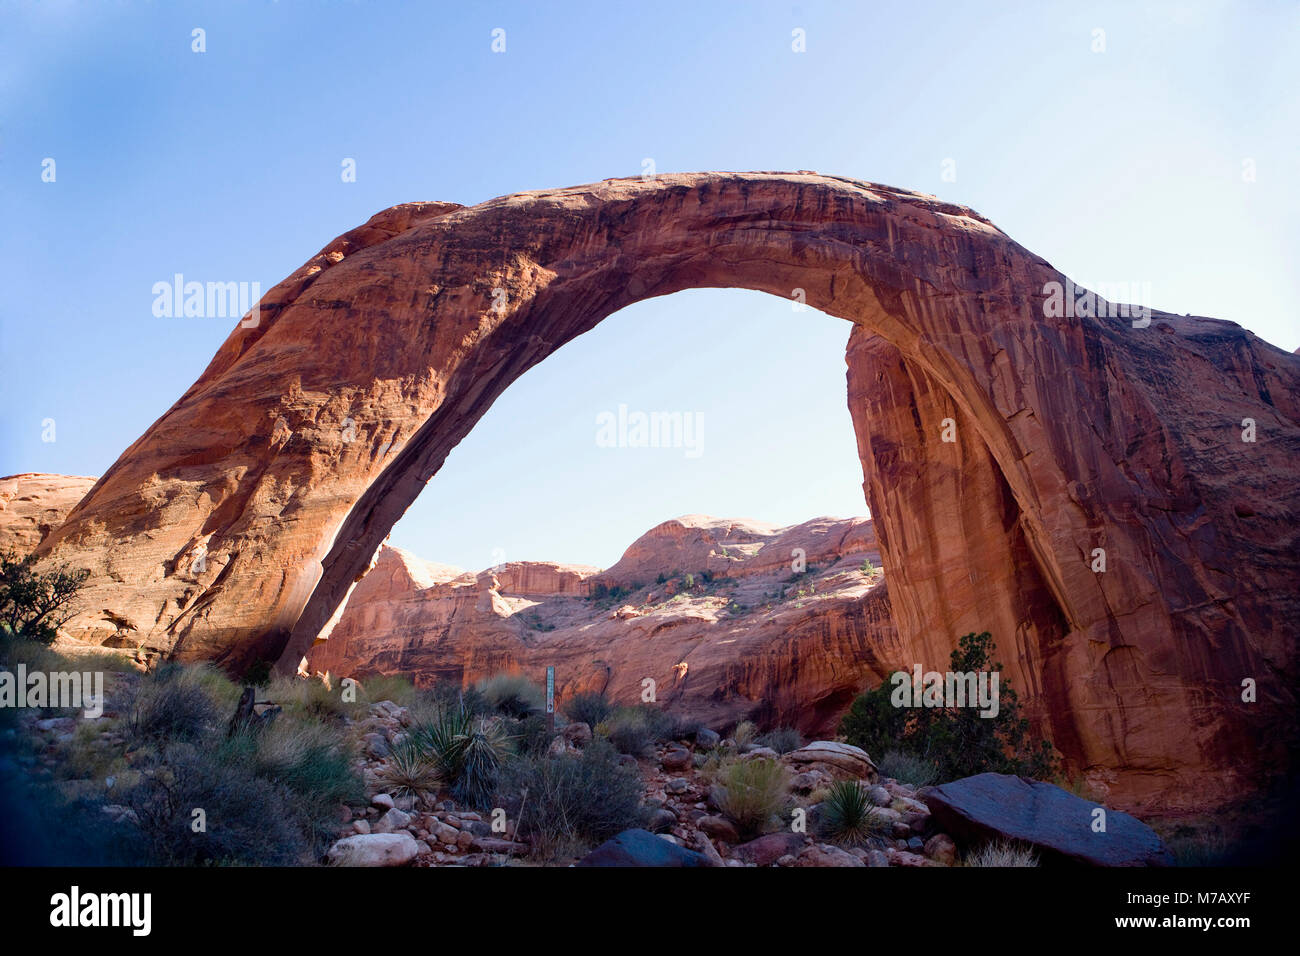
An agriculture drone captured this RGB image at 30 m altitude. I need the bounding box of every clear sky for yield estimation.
[2,1,1296,571]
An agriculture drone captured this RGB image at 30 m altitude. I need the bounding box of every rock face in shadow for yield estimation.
[922,773,1174,867]
[21,172,1300,811]
[307,515,898,738]
[0,474,96,554]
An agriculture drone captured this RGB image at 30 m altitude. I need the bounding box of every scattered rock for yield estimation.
[562,722,593,747]
[326,833,420,867]
[695,728,721,749]
[697,816,740,844]
[371,793,395,810]
[373,808,413,833]
[924,833,957,866]
[732,831,805,867]
[793,843,865,867]
[661,748,693,772]
[576,829,710,867]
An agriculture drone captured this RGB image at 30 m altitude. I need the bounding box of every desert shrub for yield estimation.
[601,706,660,757]
[732,720,758,752]
[818,780,884,846]
[503,713,553,759]
[497,738,642,859]
[264,674,359,721]
[0,550,89,644]
[373,734,441,805]
[758,726,802,754]
[125,744,308,865]
[414,707,514,808]
[129,665,223,743]
[363,673,419,708]
[564,690,613,728]
[877,749,940,788]
[0,631,66,675]
[1165,827,1232,866]
[839,632,1057,783]
[476,672,545,718]
[964,840,1039,867]
[716,757,790,839]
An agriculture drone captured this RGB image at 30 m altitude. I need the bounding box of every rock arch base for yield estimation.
[36,173,1300,811]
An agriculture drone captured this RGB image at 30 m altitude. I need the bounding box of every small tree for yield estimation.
[0,550,90,644]
[839,632,1057,782]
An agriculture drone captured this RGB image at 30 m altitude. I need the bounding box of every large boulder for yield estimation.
[922,774,1174,867]
[784,741,876,779]
[576,829,710,867]
[325,832,421,867]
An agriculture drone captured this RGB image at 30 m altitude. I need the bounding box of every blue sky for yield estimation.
[2,1,1296,570]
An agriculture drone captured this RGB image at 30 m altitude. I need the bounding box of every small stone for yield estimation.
[695,728,721,749]
[665,777,689,794]
[646,808,678,833]
[697,816,740,844]
[373,807,413,833]
[661,748,693,772]
[352,820,371,835]
[924,833,957,866]
[867,785,892,807]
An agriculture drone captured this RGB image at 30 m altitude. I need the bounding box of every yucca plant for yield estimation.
[414,706,513,808]
[457,718,513,808]
[818,780,882,846]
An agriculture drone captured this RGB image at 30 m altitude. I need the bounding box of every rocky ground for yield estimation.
[331,698,955,868]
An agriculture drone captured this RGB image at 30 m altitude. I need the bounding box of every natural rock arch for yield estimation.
[37,172,1300,809]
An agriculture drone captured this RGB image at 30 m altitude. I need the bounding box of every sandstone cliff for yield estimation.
[0,474,96,555]
[307,515,899,737]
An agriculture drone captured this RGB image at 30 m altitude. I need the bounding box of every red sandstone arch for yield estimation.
[36,172,1300,809]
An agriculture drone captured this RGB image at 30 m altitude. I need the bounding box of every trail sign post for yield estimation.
[546,666,555,732]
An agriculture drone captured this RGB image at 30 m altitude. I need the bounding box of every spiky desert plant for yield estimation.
[758,726,802,754]
[456,717,513,808]
[732,720,759,752]
[818,780,883,846]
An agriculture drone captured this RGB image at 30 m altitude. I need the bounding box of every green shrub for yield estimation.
[497,738,643,859]
[125,744,309,865]
[839,632,1057,783]
[758,726,802,754]
[503,713,552,759]
[564,690,613,728]
[877,749,940,788]
[129,666,223,743]
[264,674,359,721]
[476,672,545,718]
[0,550,89,645]
[818,780,883,846]
[601,706,669,757]
[964,840,1039,867]
[716,757,790,839]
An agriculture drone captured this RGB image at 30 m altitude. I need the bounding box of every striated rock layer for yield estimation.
[25,172,1300,811]
[307,515,898,737]
[0,474,96,555]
